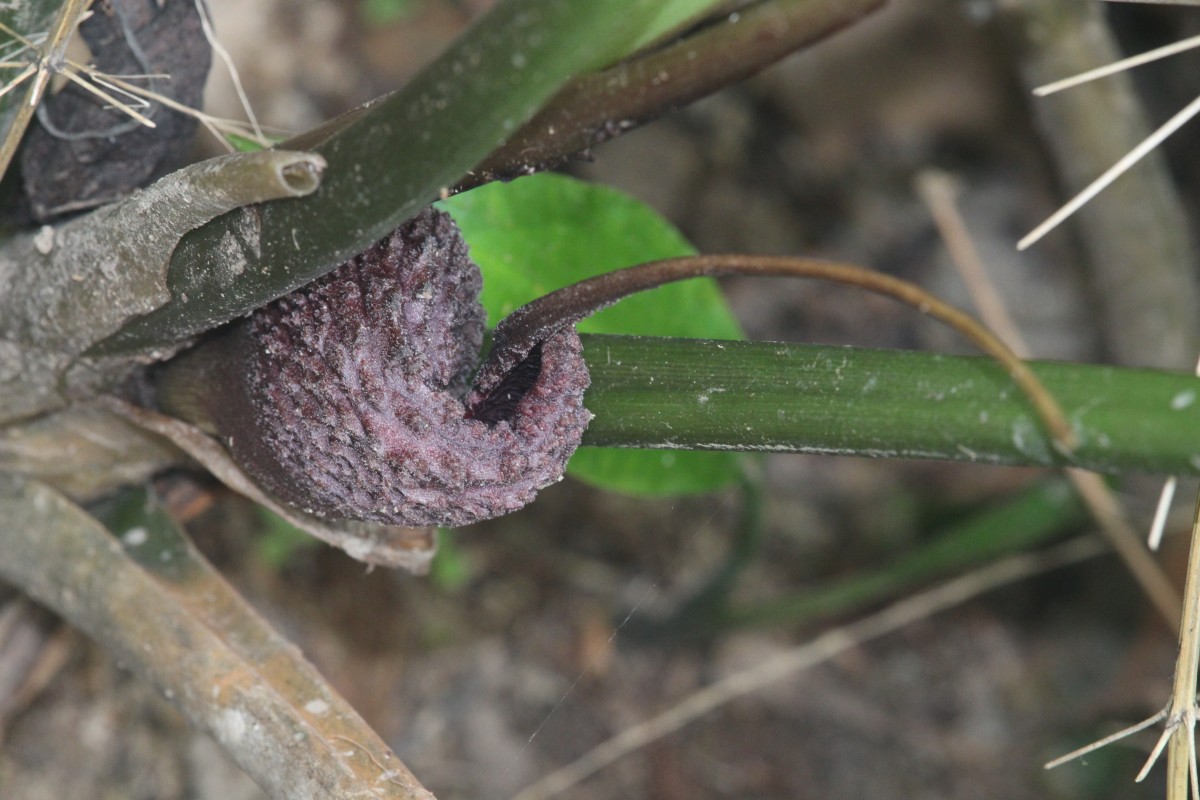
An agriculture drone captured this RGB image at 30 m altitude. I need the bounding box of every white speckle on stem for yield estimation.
[1010,417,1052,461]
[34,225,54,254]
[121,527,148,547]
[217,709,249,745]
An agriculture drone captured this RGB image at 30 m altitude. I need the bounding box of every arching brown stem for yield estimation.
[470,256,1078,454]
[460,0,885,190]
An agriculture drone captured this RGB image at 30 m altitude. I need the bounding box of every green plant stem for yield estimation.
[579,334,1200,475]
[475,255,1076,450]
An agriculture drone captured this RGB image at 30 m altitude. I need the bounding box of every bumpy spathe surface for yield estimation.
[226,209,591,528]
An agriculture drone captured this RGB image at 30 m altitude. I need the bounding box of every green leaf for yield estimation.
[91,486,194,579]
[440,173,741,336]
[359,0,419,27]
[430,528,473,591]
[630,0,728,51]
[440,172,744,496]
[224,132,265,152]
[565,447,744,496]
[223,132,287,153]
[255,507,320,569]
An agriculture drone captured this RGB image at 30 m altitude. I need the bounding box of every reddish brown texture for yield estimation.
[223,209,591,528]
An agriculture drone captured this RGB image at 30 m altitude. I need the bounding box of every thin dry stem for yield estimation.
[917,169,1180,627]
[1044,708,1167,770]
[1065,468,1180,627]
[1143,724,1176,781]
[71,61,272,148]
[1162,491,1200,799]
[915,170,1030,352]
[1063,490,1200,800]
[194,0,264,142]
[0,18,44,53]
[0,63,35,100]
[510,537,1103,800]
[59,65,156,128]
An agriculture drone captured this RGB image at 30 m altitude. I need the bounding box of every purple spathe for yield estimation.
[222,209,591,528]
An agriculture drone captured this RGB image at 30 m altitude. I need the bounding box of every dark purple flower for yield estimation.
[213,209,591,528]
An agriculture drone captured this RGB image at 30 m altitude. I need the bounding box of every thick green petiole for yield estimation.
[580,334,1200,476]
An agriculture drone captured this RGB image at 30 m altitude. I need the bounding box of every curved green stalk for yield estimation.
[580,334,1200,475]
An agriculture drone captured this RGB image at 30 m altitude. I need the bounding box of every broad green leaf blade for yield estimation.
[440,172,744,495]
[441,173,743,336]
